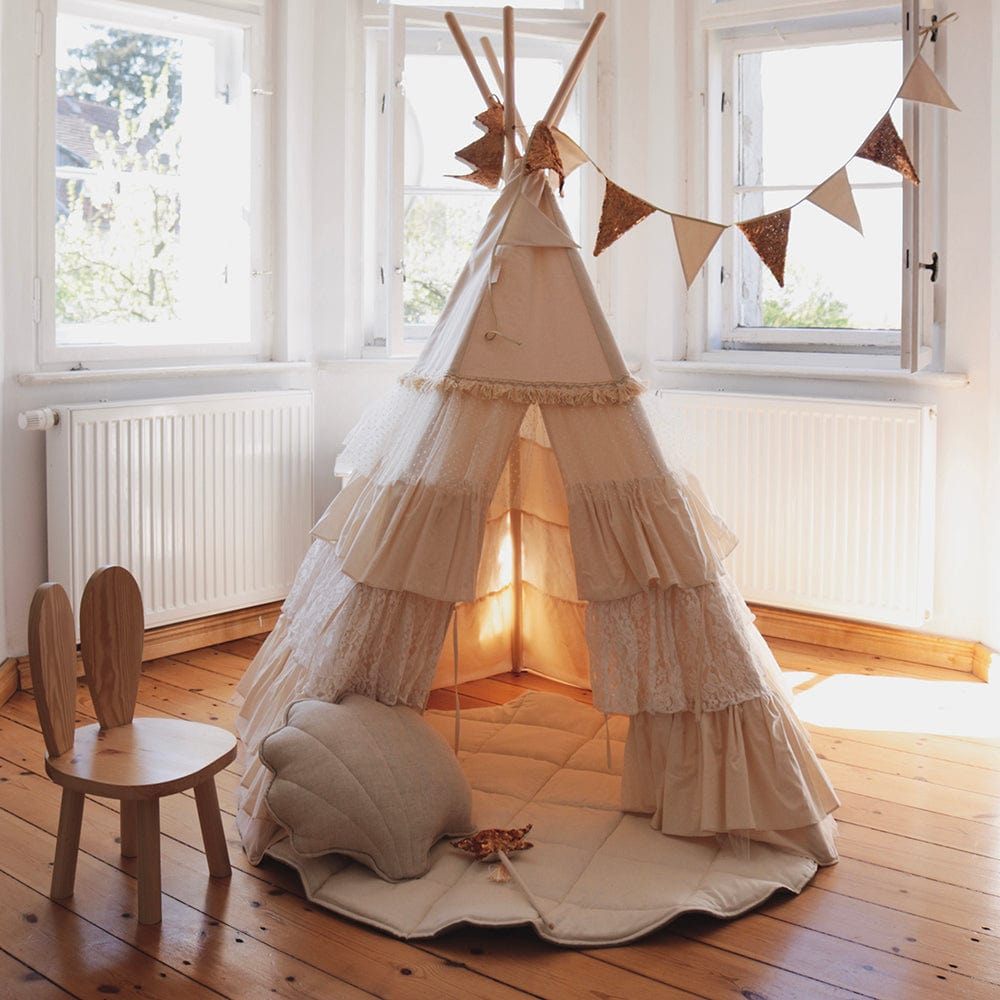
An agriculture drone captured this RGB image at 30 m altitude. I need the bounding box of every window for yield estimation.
[362,1,593,357]
[39,0,268,362]
[693,0,939,370]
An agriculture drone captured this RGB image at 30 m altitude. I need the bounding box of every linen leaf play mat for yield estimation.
[259,691,819,946]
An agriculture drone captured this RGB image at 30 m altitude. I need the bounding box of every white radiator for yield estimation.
[651,390,936,627]
[43,391,313,628]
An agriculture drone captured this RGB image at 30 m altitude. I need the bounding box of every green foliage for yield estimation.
[762,271,852,329]
[56,63,181,326]
[59,27,182,143]
[402,196,490,325]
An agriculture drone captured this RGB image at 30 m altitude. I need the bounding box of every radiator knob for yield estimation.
[17,407,59,431]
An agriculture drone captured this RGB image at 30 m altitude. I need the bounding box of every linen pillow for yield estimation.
[259,694,473,881]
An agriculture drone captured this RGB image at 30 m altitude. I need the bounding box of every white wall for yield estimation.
[3,0,999,656]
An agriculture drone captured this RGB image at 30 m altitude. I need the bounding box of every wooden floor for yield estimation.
[2,635,999,999]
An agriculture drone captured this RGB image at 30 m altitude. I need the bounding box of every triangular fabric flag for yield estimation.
[806,168,863,235]
[523,122,566,193]
[498,194,579,249]
[669,214,727,288]
[550,126,590,177]
[855,113,919,184]
[593,179,657,256]
[898,53,959,110]
[450,103,505,189]
[737,209,791,287]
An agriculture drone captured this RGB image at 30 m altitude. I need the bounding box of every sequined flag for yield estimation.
[737,209,791,287]
[669,214,727,288]
[594,179,657,256]
[898,53,959,111]
[524,122,566,193]
[855,113,919,184]
[450,102,506,189]
[806,168,863,235]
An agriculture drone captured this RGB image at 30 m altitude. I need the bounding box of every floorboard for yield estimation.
[1,631,999,999]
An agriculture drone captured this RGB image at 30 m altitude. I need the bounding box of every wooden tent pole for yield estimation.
[480,36,527,150]
[509,438,524,675]
[543,10,606,127]
[444,11,495,106]
[502,6,517,173]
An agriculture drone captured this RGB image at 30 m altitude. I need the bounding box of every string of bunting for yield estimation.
[452,13,959,288]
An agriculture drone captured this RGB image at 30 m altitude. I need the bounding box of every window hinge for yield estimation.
[32,276,41,324]
[721,90,728,113]
[34,10,43,57]
[379,265,385,285]
[380,93,386,114]
[251,87,274,97]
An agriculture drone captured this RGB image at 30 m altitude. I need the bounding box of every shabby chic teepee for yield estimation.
[234,6,838,928]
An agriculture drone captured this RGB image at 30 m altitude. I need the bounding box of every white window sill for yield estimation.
[17,361,313,387]
[652,358,969,388]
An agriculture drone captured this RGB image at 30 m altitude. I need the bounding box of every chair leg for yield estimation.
[120,800,138,858]
[135,798,162,925]
[194,778,231,879]
[51,788,85,900]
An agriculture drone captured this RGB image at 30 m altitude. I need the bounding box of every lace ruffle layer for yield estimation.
[586,574,774,716]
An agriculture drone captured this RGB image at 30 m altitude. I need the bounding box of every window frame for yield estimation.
[360,1,602,360]
[35,0,272,366]
[688,0,940,373]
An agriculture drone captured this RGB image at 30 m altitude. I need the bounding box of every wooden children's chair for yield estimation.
[28,565,237,924]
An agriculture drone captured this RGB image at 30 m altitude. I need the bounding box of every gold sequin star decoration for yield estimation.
[452,824,534,861]
[450,102,506,189]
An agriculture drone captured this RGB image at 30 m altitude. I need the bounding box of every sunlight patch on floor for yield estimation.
[783,668,1000,739]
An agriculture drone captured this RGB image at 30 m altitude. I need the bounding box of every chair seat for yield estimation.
[45,717,237,799]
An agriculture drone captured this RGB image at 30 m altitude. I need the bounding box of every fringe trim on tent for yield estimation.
[399,372,645,406]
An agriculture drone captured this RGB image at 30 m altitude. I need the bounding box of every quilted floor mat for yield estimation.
[264,690,819,946]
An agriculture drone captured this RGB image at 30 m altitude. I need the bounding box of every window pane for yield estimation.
[402,193,493,327]
[739,39,903,188]
[55,12,250,347]
[735,36,903,339]
[735,188,901,338]
[388,1,582,7]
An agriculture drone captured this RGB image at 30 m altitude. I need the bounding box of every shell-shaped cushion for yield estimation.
[259,694,473,881]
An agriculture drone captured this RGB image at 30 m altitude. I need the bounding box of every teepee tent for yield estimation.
[235,7,838,912]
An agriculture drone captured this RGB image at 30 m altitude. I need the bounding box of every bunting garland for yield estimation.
[450,12,959,285]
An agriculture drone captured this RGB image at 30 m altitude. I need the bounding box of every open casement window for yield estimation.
[37,0,269,363]
[363,2,592,358]
[698,0,940,372]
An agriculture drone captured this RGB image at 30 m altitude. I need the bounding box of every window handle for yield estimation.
[919,251,939,282]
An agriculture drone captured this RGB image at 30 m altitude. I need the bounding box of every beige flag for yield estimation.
[806,168,863,235]
[738,209,792,287]
[856,113,919,184]
[594,180,657,256]
[898,53,959,110]
[550,127,590,177]
[669,214,727,288]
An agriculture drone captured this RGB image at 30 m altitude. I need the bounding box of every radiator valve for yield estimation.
[17,407,59,431]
